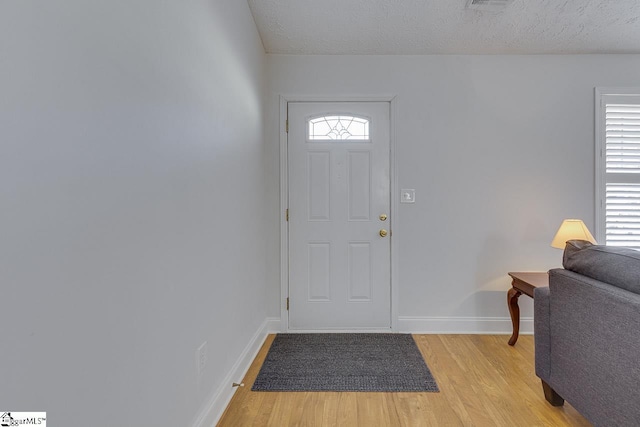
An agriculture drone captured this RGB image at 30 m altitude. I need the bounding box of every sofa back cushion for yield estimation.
[563,240,640,295]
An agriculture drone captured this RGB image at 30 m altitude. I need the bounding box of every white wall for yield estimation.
[0,1,267,426]
[266,55,640,330]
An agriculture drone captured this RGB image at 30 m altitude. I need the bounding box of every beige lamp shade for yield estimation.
[550,219,597,249]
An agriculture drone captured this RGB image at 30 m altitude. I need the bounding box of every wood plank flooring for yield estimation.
[217,334,591,427]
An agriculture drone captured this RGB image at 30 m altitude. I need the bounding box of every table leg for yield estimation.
[507,287,521,346]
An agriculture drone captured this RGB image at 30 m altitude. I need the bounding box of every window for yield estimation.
[596,89,640,247]
[308,115,370,141]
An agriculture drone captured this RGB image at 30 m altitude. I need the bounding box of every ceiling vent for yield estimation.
[466,0,514,12]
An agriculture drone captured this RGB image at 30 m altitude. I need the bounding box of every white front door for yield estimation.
[288,102,391,330]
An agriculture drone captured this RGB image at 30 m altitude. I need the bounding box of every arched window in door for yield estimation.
[307,115,370,141]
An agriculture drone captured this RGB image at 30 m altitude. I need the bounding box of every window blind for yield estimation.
[605,103,640,247]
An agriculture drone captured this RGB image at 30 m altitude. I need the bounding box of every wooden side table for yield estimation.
[507,272,549,346]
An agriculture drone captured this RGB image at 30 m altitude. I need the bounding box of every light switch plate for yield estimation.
[401,189,415,203]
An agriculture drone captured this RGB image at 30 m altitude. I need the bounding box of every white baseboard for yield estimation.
[397,316,533,335]
[190,315,529,426]
[192,317,281,427]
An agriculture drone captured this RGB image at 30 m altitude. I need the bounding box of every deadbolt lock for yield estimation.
[379,214,388,221]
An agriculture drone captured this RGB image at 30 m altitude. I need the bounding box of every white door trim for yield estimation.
[278,94,399,332]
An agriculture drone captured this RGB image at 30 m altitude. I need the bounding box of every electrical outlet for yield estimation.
[197,341,207,378]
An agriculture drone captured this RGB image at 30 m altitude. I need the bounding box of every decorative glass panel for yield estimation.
[308,115,370,141]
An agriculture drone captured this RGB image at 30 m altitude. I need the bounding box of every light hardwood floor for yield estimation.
[218,334,591,426]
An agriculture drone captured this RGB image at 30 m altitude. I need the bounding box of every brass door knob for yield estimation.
[379,214,388,221]
[379,229,388,237]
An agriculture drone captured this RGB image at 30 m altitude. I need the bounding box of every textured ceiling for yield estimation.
[247,0,640,54]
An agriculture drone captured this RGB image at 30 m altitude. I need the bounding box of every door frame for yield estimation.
[279,94,399,332]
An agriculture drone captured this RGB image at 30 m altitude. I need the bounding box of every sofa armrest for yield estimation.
[544,268,640,426]
[533,286,551,381]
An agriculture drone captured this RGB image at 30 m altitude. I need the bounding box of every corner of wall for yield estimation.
[191,317,281,427]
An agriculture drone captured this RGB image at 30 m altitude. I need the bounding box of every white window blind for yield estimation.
[598,91,640,247]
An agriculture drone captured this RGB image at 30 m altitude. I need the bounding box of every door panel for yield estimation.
[308,151,331,221]
[348,242,372,301]
[348,151,372,221]
[288,102,391,329]
[308,242,331,301]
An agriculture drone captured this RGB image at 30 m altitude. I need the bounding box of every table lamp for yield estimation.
[550,219,597,249]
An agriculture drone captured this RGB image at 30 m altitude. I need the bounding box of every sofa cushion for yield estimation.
[563,240,640,295]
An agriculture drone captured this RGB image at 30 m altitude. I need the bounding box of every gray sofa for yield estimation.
[534,240,640,426]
